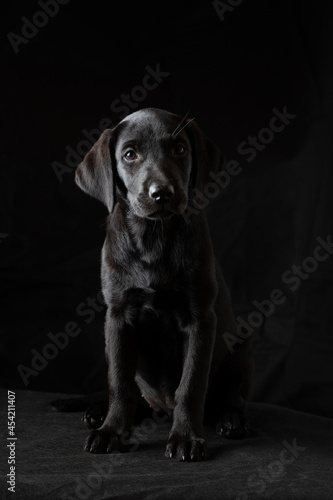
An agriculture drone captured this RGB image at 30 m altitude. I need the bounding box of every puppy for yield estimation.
[73,108,253,461]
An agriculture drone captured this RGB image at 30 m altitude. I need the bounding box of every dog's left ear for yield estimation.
[75,128,115,213]
[186,120,225,192]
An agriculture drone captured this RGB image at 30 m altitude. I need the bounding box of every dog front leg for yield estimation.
[165,308,216,461]
[85,309,138,453]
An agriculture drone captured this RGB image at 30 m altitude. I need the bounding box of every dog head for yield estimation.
[75,108,224,219]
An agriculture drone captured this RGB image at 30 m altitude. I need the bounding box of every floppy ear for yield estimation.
[186,120,225,192]
[75,128,115,213]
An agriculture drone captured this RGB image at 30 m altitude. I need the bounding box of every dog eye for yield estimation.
[124,150,137,161]
[174,144,187,156]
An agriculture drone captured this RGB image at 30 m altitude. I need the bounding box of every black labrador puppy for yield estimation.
[58,108,253,461]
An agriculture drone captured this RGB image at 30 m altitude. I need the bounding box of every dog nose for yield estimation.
[149,184,174,203]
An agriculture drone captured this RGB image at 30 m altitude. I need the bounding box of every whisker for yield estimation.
[172,111,190,136]
[174,117,196,137]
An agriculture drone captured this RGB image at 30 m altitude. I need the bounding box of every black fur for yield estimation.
[54,108,253,461]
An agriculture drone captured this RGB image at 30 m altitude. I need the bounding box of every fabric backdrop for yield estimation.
[1,0,333,418]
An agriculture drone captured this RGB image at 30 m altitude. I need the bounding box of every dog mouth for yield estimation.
[131,195,188,220]
[146,208,174,220]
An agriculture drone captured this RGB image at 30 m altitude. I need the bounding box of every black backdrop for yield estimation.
[1,0,333,418]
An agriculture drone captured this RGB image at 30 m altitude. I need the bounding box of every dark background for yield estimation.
[1,0,332,418]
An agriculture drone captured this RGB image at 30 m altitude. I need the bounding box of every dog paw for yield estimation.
[84,428,129,454]
[82,402,108,429]
[165,434,208,461]
[216,408,250,439]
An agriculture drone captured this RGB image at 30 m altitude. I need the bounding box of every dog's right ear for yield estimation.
[75,128,115,213]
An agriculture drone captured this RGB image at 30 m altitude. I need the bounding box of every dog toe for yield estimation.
[84,428,129,454]
[216,408,250,439]
[82,402,108,429]
[165,435,207,462]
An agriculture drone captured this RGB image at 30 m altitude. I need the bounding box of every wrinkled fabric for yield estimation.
[0,390,332,500]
